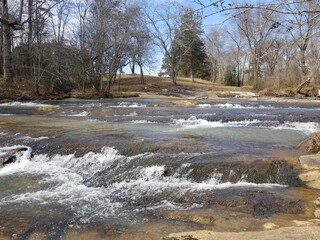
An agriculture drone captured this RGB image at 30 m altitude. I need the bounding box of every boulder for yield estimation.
[299,87,319,97]
[298,170,320,189]
[299,133,320,154]
[314,209,320,219]
[314,197,320,206]
[3,155,17,165]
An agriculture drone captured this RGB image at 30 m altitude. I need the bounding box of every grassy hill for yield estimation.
[73,75,254,99]
[0,75,255,101]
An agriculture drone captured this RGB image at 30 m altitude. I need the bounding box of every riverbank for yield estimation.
[3,75,319,102]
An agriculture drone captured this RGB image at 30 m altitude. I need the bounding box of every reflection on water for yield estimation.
[0,98,320,239]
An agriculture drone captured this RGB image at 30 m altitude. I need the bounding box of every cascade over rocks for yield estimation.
[0,146,29,166]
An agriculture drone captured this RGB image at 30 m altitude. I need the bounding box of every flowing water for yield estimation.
[0,98,320,239]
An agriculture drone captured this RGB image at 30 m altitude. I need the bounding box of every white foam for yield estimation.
[18,136,49,141]
[31,147,127,180]
[0,101,58,108]
[214,103,275,109]
[172,116,261,130]
[0,146,287,217]
[0,113,15,116]
[62,111,89,117]
[172,116,320,134]
[111,102,147,108]
[80,103,102,108]
[116,111,138,117]
[272,122,320,134]
[0,145,32,168]
[131,120,158,124]
[110,165,285,200]
[214,103,247,108]
[0,146,128,218]
[197,104,211,108]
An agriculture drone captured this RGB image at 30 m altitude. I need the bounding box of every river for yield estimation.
[0,98,320,239]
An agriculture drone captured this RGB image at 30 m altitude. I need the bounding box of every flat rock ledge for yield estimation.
[298,153,320,220]
[299,154,320,170]
[163,227,320,240]
[299,154,320,189]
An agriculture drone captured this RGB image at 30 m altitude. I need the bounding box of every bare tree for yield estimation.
[205,27,227,83]
[0,0,23,84]
[127,4,153,84]
[195,0,320,90]
[147,2,182,84]
[234,5,280,88]
[227,28,246,86]
[284,0,320,82]
[72,0,90,92]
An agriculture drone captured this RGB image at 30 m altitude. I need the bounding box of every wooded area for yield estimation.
[0,0,320,97]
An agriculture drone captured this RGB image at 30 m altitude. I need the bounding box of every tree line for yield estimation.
[0,0,320,96]
[0,0,153,96]
[204,0,320,91]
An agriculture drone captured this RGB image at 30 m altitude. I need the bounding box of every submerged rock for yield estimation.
[3,155,17,165]
[0,147,29,166]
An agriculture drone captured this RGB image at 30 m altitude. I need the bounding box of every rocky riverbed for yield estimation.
[165,148,320,240]
[1,98,320,239]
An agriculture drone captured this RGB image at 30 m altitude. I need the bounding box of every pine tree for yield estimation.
[177,8,211,81]
[160,8,211,82]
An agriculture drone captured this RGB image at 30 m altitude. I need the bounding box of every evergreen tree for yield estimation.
[160,8,211,82]
[179,8,204,81]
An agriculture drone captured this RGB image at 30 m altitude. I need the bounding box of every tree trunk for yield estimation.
[300,50,308,79]
[33,62,40,95]
[171,69,176,85]
[1,0,14,84]
[252,56,259,88]
[191,68,194,83]
[0,23,3,75]
[27,0,33,77]
[82,76,86,93]
[139,63,144,84]
[130,61,135,75]
[237,61,241,87]
[3,22,14,84]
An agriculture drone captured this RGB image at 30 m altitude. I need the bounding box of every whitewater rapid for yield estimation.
[0,145,288,222]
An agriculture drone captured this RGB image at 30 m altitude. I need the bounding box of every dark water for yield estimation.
[0,98,319,239]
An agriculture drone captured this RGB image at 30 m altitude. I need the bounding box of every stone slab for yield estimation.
[299,170,320,189]
[165,227,320,240]
[299,154,320,170]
